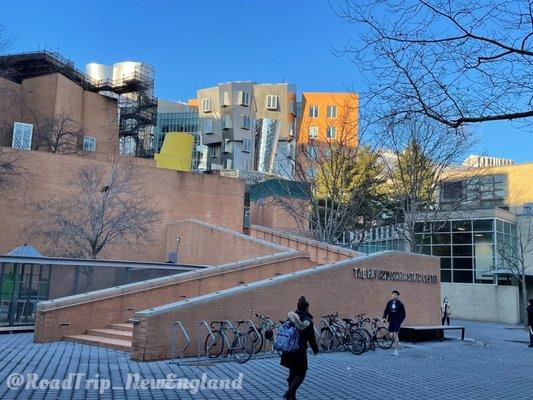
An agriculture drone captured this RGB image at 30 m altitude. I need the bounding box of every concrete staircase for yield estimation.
[64,323,132,352]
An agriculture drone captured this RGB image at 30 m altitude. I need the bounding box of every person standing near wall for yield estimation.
[280,296,319,400]
[527,299,533,347]
[441,297,452,326]
[383,290,406,356]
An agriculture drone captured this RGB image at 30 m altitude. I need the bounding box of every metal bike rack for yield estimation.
[198,320,217,358]
[170,321,190,365]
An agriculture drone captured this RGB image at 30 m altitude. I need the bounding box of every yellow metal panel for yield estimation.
[154,132,194,172]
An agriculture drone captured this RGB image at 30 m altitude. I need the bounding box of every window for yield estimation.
[327,105,337,118]
[308,126,318,139]
[223,139,232,153]
[266,95,278,110]
[326,126,336,139]
[309,105,319,118]
[308,146,317,159]
[239,91,250,106]
[222,114,232,130]
[210,145,220,158]
[289,100,296,114]
[201,98,212,112]
[242,138,252,153]
[221,92,231,107]
[203,119,213,134]
[306,167,317,179]
[242,115,251,130]
[12,122,33,150]
[83,135,96,152]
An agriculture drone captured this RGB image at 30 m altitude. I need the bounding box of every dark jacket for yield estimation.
[527,304,533,328]
[280,311,319,372]
[383,299,406,323]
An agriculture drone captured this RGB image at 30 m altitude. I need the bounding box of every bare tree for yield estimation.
[496,204,533,327]
[380,113,477,252]
[0,146,20,189]
[333,0,533,128]
[28,159,162,261]
[253,96,388,246]
[32,112,84,154]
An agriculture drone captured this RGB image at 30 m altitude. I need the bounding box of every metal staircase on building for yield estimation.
[64,322,133,352]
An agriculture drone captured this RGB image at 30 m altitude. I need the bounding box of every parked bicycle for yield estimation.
[348,314,392,352]
[204,320,255,363]
[248,309,280,355]
[320,313,366,355]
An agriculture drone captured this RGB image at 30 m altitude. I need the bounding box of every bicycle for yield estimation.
[248,309,280,355]
[320,313,366,355]
[204,320,255,363]
[348,315,392,351]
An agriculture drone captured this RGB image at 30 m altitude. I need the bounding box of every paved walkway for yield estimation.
[0,320,532,399]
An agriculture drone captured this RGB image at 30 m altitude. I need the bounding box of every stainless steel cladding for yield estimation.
[254,118,280,173]
[113,62,154,89]
[85,63,113,84]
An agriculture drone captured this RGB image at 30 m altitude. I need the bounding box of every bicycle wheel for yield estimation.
[320,327,334,351]
[248,327,264,354]
[231,332,254,364]
[353,328,373,353]
[348,331,366,356]
[375,327,393,349]
[205,331,224,358]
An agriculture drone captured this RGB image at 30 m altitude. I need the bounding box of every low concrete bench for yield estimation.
[400,325,466,343]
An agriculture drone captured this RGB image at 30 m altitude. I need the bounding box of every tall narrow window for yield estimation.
[201,98,212,112]
[326,126,336,139]
[222,114,232,129]
[222,92,231,107]
[241,115,251,130]
[12,122,33,150]
[327,105,337,118]
[239,91,250,106]
[242,138,252,153]
[83,135,96,152]
[203,119,213,134]
[266,95,279,110]
[308,126,318,139]
[309,105,319,118]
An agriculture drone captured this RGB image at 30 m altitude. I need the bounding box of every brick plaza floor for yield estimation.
[0,320,531,399]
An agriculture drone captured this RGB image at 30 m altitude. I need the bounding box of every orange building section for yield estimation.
[298,92,358,147]
[187,98,198,108]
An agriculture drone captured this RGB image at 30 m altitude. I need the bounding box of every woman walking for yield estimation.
[280,296,319,400]
[441,297,452,326]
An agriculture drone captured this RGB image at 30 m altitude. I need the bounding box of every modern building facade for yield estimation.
[296,92,359,180]
[356,162,533,323]
[152,100,206,170]
[197,81,297,178]
[0,51,119,154]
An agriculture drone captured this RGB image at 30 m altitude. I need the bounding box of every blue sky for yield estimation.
[1,0,531,162]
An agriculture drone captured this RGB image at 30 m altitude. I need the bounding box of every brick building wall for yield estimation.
[131,251,440,360]
[0,148,245,260]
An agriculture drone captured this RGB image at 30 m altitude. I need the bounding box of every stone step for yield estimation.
[86,328,133,341]
[108,323,133,332]
[64,334,131,352]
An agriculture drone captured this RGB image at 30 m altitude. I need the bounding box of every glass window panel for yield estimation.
[420,246,431,255]
[474,244,493,258]
[440,258,451,269]
[473,232,493,245]
[493,174,506,183]
[504,222,511,234]
[453,232,472,244]
[453,258,473,269]
[453,245,472,256]
[441,270,451,282]
[434,221,450,232]
[480,176,493,184]
[475,257,494,269]
[452,220,472,232]
[414,234,431,245]
[433,246,451,256]
[414,222,428,234]
[433,233,450,244]
[453,270,473,283]
[509,224,517,236]
[473,219,494,232]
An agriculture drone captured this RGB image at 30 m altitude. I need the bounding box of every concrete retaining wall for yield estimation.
[441,283,520,324]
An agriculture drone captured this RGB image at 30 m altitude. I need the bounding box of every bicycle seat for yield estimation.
[236,320,247,324]
[342,318,354,323]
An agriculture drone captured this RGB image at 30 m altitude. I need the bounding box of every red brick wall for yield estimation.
[250,225,360,264]
[165,220,286,265]
[0,147,245,261]
[34,252,313,342]
[131,251,440,361]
